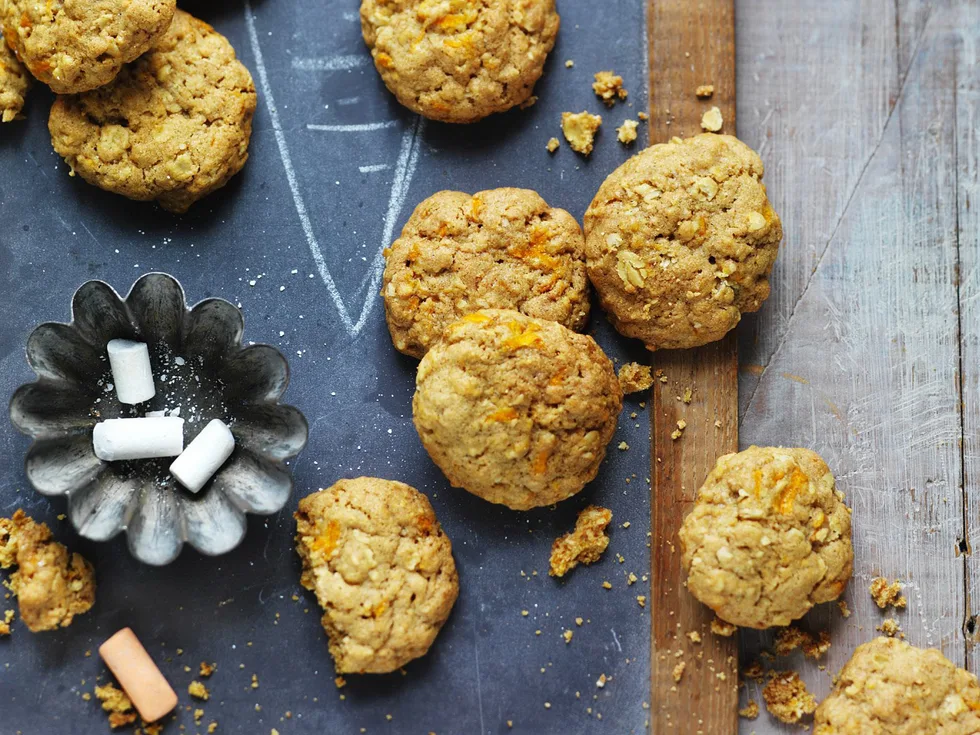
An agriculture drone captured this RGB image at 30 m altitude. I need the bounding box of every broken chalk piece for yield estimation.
[106,339,156,405]
[170,419,235,494]
[99,627,178,724]
[93,417,184,461]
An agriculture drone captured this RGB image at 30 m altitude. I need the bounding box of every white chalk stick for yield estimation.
[93,417,184,461]
[169,419,235,494]
[107,340,156,405]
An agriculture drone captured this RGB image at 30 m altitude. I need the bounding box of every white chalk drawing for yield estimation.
[244,1,425,337]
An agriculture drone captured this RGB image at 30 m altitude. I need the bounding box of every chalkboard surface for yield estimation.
[0,2,652,732]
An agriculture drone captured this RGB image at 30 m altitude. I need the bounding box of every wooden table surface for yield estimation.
[732,0,977,731]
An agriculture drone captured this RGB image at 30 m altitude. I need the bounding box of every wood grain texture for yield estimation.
[735,2,972,732]
[647,1,739,732]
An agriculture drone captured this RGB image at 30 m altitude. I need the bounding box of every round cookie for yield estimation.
[814,637,980,735]
[360,0,559,123]
[583,134,782,351]
[413,309,622,510]
[48,10,256,214]
[678,446,852,629]
[382,188,590,358]
[294,477,459,674]
[2,0,176,94]
[0,40,29,122]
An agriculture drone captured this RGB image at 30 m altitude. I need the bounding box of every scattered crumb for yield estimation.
[565,59,574,68]
[549,506,612,577]
[838,600,851,618]
[618,441,629,451]
[546,137,560,153]
[194,709,205,724]
[0,609,13,636]
[877,618,903,637]
[199,661,216,678]
[711,617,736,637]
[335,676,347,688]
[636,595,646,607]
[686,631,701,644]
[94,683,137,729]
[671,420,687,440]
[208,724,217,734]
[681,387,693,403]
[188,681,210,701]
[672,661,685,683]
[602,581,612,590]
[561,111,602,155]
[618,363,653,394]
[870,577,907,609]
[0,510,95,632]
[695,84,714,98]
[596,674,608,688]
[700,106,723,132]
[563,630,573,644]
[592,70,627,105]
[774,627,832,660]
[637,111,649,120]
[616,119,639,145]
[738,700,759,720]
[251,674,259,689]
[762,671,816,724]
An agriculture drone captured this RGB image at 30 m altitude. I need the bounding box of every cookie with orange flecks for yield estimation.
[413,309,622,510]
[678,446,852,628]
[294,478,458,674]
[382,188,589,358]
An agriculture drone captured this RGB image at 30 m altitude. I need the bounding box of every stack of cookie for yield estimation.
[1,2,256,213]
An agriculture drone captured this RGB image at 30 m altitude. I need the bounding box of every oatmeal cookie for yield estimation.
[382,188,590,358]
[360,0,559,123]
[814,637,980,735]
[2,0,175,94]
[413,309,622,510]
[584,134,782,350]
[48,10,256,213]
[0,509,96,632]
[0,40,29,122]
[295,478,459,674]
[678,446,852,628]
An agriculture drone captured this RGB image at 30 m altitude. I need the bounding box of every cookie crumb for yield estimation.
[618,363,653,394]
[710,617,736,637]
[763,671,816,724]
[695,84,714,98]
[546,137,560,153]
[188,681,210,701]
[592,71,627,105]
[671,420,687,440]
[565,59,574,68]
[561,111,602,155]
[877,618,902,637]
[838,600,851,618]
[686,631,701,644]
[700,106,723,132]
[563,630,573,644]
[869,577,907,609]
[549,506,612,577]
[636,595,646,607]
[616,119,639,145]
[0,609,13,636]
[199,661,216,678]
[602,581,612,590]
[738,700,759,719]
[94,683,137,729]
[637,111,649,120]
[672,661,685,682]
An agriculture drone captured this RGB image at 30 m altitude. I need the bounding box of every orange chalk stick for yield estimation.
[99,627,178,723]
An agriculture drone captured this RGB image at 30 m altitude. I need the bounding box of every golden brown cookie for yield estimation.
[584,134,782,350]
[382,188,590,358]
[814,637,980,735]
[295,478,459,674]
[2,0,175,94]
[48,10,256,213]
[678,446,852,628]
[0,510,96,632]
[360,0,559,123]
[413,309,622,510]
[549,505,611,577]
[0,40,29,122]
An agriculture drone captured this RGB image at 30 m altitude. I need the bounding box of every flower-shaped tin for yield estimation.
[9,273,308,565]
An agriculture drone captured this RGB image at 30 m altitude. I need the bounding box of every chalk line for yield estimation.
[244,0,425,338]
[307,121,397,132]
[292,54,369,72]
[358,163,390,173]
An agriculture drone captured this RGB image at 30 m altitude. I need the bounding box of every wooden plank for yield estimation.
[647,1,740,732]
[736,7,966,731]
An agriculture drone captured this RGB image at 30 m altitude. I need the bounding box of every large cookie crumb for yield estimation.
[550,506,612,577]
[0,510,95,632]
[617,119,639,145]
[592,70,627,105]
[562,111,602,155]
[618,362,653,394]
[763,671,816,724]
[95,683,138,729]
[869,577,907,609]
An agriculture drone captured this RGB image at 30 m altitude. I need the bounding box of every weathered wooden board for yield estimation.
[737,1,972,732]
[648,1,739,732]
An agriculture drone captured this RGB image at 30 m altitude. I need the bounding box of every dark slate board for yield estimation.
[0,2,652,732]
